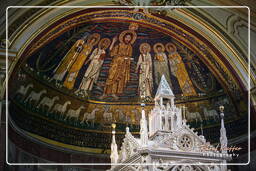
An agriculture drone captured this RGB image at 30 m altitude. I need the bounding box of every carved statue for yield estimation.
[24,89,47,105]
[80,108,100,127]
[120,145,127,162]
[37,96,59,113]
[15,83,33,99]
[65,106,85,120]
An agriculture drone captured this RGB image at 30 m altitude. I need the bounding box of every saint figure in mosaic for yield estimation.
[136,43,153,98]
[153,43,172,87]
[51,37,86,82]
[78,38,111,92]
[166,43,197,96]
[63,33,100,89]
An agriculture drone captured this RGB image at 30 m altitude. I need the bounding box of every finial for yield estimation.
[141,103,146,112]
[219,106,224,113]
[219,106,224,119]
[140,103,148,146]
[110,122,118,165]
[219,105,228,154]
[126,127,130,133]
[112,123,116,129]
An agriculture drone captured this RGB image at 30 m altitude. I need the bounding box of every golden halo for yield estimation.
[119,30,137,44]
[87,33,101,46]
[139,43,151,53]
[165,43,177,53]
[129,23,139,31]
[99,38,111,50]
[153,43,165,53]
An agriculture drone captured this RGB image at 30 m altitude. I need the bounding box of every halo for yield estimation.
[153,43,165,53]
[165,43,177,53]
[139,43,151,53]
[129,23,139,31]
[119,30,137,44]
[99,38,111,50]
[87,33,101,46]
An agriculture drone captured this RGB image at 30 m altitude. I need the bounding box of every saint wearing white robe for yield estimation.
[78,38,111,92]
[136,43,153,98]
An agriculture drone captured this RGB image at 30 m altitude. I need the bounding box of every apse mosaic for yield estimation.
[8,10,248,151]
[25,22,222,100]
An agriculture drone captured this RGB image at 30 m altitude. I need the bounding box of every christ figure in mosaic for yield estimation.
[100,30,137,100]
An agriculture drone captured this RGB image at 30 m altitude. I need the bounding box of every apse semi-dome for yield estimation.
[7,7,249,165]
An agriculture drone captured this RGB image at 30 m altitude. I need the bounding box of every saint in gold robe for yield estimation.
[52,39,84,81]
[153,43,172,88]
[63,43,94,89]
[154,52,172,87]
[168,52,197,96]
[62,33,101,89]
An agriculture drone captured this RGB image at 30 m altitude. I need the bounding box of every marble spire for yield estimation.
[140,106,148,146]
[155,75,175,106]
[219,106,228,154]
[110,123,118,166]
